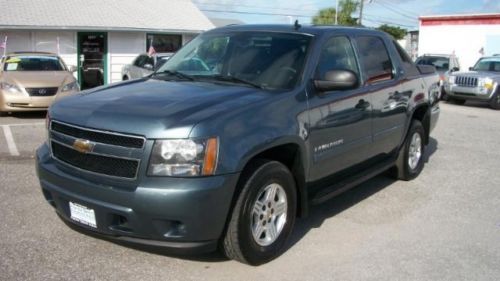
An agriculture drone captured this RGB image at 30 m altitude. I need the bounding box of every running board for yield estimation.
[310,159,396,205]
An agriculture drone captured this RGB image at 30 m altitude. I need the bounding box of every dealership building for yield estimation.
[0,0,214,89]
[418,13,500,70]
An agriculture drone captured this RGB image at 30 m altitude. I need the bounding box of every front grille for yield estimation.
[51,121,145,149]
[51,141,139,179]
[25,87,58,96]
[455,76,478,87]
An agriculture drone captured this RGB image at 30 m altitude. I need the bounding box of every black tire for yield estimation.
[394,120,426,181]
[489,91,500,110]
[222,160,297,265]
[122,75,129,81]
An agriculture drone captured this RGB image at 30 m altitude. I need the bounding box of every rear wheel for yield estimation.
[489,91,500,110]
[394,120,425,181]
[122,75,129,81]
[222,160,297,265]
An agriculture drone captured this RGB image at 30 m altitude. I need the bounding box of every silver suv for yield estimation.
[445,56,500,109]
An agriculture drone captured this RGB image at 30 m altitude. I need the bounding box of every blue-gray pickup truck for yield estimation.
[36,24,440,265]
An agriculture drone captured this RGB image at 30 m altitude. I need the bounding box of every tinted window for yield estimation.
[316,36,359,80]
[144,56,154,68]
[3,56,65,71]
[355,36,394,83]
[415,56,450,71]
[393,41,412,64]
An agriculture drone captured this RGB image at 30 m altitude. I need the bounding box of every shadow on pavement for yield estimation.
[3,111,47,119]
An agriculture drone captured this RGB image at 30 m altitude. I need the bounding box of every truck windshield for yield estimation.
[3,56,66,71]
[157,32,312,90]
[415,56,450,71]
[472,58,500,72]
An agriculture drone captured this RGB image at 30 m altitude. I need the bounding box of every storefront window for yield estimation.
[146,34,182,53]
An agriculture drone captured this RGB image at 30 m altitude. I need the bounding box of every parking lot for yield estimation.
[0,102,499,280]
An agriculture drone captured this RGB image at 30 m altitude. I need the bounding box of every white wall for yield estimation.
[419,24,500,70]
[108,32,146,83]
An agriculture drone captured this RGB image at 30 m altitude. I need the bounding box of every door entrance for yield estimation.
[77,32,107,90]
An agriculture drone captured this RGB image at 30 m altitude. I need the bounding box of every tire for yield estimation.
[394,120,425,181]
[222,160,297,265]
[122,75,129,81]
[489,91,500,110]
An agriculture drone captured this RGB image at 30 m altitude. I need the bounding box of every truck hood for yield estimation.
[49,78,271,139]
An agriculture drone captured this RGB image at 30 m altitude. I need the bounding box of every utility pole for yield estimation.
[358,0,364,25]
[335,0,339,25]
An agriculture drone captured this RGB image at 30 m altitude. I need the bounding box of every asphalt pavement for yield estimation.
[0,103,499,281]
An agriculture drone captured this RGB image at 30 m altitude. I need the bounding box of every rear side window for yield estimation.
[355,36,394,83]
[316,36,359,80]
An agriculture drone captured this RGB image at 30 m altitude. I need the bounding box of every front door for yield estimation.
[307,36,373,182]
[78,32,107,90]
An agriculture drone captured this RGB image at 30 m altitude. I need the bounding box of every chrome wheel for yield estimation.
[251,183,288,246]
[408,132,422,170]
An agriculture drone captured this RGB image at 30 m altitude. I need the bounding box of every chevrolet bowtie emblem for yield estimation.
[72,139,95,154]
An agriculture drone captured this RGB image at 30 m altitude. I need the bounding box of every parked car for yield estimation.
[0,52,79,115]
[36,25,440,265]
[444,56,500,109]
[121,53,171,80]
[415,54,460,100]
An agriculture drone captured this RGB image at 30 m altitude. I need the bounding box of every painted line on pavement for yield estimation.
[1,122,45,127]
[1,125,20,156]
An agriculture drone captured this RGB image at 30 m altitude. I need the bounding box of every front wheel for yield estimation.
[393,120,425,181]
[489,91,500,110]
[222,160,297,265]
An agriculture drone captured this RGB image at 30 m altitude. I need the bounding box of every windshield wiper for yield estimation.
[209,75,263,89]
[151,70,194,81]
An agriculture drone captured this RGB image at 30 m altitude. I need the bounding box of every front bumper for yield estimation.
[0,89,76,112]
[445,84,496,101]
[36,144,239,254]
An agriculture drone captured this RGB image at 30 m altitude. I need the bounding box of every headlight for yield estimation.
[479,77,494,90]
[61,81,80,92]
[448,76,456,84]
[148,138,218,177]
[0,82,22,93]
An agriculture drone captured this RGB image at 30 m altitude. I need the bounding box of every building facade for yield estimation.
[0,0,214,89]
[419,13,500,70]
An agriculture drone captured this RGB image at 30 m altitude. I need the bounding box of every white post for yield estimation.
[2,36,7,57]
[335,0,339,25]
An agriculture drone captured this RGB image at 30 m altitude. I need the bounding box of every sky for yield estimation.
[193,0,500,30]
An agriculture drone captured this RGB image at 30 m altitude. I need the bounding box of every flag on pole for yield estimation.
[479,47,484,56]
[57,36,60,55]
[148,36,155,56]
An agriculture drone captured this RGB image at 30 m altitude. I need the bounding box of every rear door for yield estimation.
[307,35,373,182]
[353,36,410,157]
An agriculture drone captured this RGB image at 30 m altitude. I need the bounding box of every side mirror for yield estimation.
[68,65,77,72]
[469,67,474,71]
[314,70,358,92]
[143,64,154,70]
[451,67,459,72]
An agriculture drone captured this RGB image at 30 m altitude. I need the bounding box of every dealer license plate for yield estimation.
[69,202,97,228]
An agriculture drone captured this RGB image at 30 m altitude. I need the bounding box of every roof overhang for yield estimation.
[0,25,204,34]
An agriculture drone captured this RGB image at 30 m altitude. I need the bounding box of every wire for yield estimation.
[194,1,318,13]
[372,1,419,19]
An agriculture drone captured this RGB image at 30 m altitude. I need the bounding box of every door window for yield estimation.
[355,36,394,84]
[316,36,359,80]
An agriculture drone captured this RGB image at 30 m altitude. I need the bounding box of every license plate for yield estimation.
[69,202,97,228]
